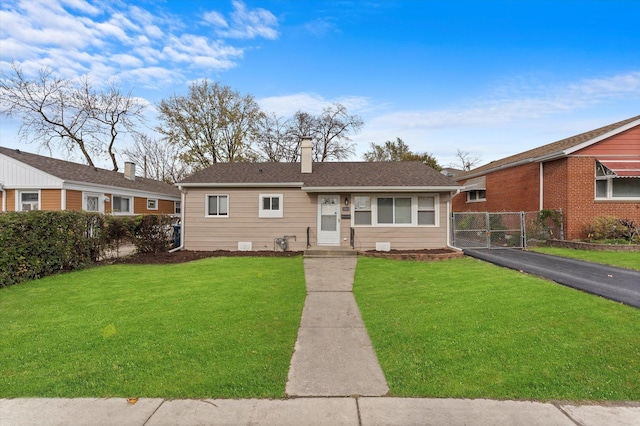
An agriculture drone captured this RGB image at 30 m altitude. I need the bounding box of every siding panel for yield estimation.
[184,188,451,251]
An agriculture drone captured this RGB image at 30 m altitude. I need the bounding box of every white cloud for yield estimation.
[204,0,278,40]
[0,0,278,88]
[258,93,373,117]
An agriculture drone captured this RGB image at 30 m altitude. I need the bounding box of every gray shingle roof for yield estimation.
[179,161,459,189]
[0,146,180,197]
[458,114,640,179]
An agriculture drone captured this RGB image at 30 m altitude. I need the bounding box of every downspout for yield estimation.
[168,186,186,253]
[446,193,463,251]
[0,183,6,212]
[539,162,544,210]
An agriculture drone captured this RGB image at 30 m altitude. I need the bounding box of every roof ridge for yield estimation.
[458,114,640,179]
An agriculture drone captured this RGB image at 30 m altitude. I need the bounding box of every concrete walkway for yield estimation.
[285,257,389,397]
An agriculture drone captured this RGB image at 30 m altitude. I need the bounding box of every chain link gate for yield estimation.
[451,210,563,249]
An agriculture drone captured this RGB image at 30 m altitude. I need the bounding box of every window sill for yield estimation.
[594,198,640,203]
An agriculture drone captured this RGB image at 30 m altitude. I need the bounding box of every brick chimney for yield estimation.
[124,162,136,180]
[301,136,312,174]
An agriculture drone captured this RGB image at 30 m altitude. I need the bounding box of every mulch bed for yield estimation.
[113,248,463,265]
[358,248,464,261]
[113,250,302,265]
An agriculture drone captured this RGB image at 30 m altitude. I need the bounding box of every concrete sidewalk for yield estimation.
[1,397,639,425]
[285,257,388,397]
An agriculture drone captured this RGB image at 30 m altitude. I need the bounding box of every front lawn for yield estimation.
[0,257,306,399]
[354,257,640,401]
[529,247,640,271]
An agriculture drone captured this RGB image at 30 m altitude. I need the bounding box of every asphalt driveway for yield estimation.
[463,248,640,309]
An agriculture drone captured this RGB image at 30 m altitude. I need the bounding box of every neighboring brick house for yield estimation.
[452,115,640,240]
[176,137,460,252]
[0,146,181,215]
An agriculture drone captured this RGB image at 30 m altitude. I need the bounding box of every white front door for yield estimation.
[317,195,341,245]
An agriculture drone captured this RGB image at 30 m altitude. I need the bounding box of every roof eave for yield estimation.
[302,185,461,192]
[178,182,304,188]
[63,180,180,199]
[563,118,640,155]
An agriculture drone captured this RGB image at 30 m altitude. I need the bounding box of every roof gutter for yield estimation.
[177,182,304,188]
[457,158,534,180]
[302,185,462,192]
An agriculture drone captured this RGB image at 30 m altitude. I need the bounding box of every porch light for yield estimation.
[344,197,349,206]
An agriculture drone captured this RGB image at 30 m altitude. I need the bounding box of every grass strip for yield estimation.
[354,257,640,401]
[529,247,640,271]
[0,257,306,399]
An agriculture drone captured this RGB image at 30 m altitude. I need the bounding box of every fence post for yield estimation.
[485,212,491,249]
[521,211,527,249]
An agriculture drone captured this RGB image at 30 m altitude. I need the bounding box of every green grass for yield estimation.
[354,257,640,401]
[529,247,640,271]
[0,257,306,399]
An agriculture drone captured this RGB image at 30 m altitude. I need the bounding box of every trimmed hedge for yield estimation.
[0,211,176,287]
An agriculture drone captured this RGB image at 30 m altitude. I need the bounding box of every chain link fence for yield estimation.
[451,210,563,249]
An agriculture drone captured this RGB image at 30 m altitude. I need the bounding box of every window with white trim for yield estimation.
[112,196,132,214]
[259,194,283,218]
[147,198,158,210]
[175,201,181,215]
[353,196,372,225]
[20,191,39,211]
[352,194,439,227]
[595,161,640,199]
[83,193,102,212]
[206,194,229,217]
[418,196,436,225]
[466,190,486,202]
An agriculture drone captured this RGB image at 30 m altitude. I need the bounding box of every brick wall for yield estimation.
[562,157,640,240]
[452,162,540,212]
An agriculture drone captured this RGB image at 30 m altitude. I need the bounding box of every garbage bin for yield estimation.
[172,224,181,248]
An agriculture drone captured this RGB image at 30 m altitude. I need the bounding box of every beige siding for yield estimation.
[184,188,316,251]
[184,188,452,251]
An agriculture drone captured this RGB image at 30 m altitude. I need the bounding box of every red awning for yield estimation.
[598,160,640,177]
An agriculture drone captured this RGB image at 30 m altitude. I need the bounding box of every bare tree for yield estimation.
[156,79,264,169]
[82,79,146,171]
[253,113,297,162]
[122,134,191,183]
[0,62,144,170]
[453,149,482,171]
[313,103,362,161]
[364,137,441,171]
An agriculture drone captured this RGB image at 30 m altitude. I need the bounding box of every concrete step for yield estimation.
[304,247,357,258]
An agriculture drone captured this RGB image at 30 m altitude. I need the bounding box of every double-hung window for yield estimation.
[206,195,228,217]
[112,196,132,214]
[20,191,39,211]
[353,196,372,225]
[259,194,283,218]
[417,196,436,225]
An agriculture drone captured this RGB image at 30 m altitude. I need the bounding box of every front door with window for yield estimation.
[317,195,341,245]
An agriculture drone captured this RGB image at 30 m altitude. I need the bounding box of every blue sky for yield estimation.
[1,0,639,169]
